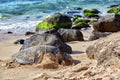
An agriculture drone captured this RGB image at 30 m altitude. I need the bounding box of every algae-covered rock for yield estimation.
[36,13,72,31]
[107,7,120,15]
[83,9,100,14]
[84,13,99,18]
[83,9,100,18]
[90,19,97,23]
[72,18,90,29]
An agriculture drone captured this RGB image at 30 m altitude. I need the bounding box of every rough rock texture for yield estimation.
[86,32,120,67]
[58,28,84,42]
[12,45,73,68]
[93,14,120,32]
[89,30,112,41]
[20,33,72,54]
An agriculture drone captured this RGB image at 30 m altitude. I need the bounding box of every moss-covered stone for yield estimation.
[84,13,99,18]
[75,18,87,23]
[117,11,120,15]
[107,7,120,15]
[36,13,72,31]
[107,7,118,13]
[90,19,97,23]
[72,18,90,29]
[83,9,100,14]
[83,9,99,18]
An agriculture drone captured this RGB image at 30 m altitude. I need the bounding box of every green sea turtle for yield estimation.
[12,45,73,66]
[12,45,61,64]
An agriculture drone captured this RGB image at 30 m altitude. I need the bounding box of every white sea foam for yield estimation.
[0,20,40,33]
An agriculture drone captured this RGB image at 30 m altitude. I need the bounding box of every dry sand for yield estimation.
[0,31,119,80]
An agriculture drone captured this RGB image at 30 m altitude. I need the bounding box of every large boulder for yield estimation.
[93,14,120,32]
[58,28,84,42]
[86,32,120,67]
[89,30,112,41]
[12,45,74,68]
[20,33,72,54]
[36,13,72,31]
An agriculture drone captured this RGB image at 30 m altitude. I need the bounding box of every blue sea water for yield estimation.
[0,0,120,33]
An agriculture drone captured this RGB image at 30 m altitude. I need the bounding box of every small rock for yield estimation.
[75,7,82,10]
[14,39,24,44]
[108,4,120,8]
[89,30,112,41]
[7,31,13,34]
[25,31,35,36]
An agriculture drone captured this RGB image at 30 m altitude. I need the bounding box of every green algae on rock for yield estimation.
[83,9,99,18]
[83,9,100,14]
[36,13,72,31]
[72,17,90,29]
[107,7,120,15]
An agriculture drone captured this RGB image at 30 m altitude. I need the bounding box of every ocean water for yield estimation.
[0,0,120,33]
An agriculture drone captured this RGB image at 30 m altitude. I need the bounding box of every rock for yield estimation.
[12,45,74,68]
[7,31,13,34]
[93,14,120,32]
[58,28,84,42]
[73,15,82,19]
[38,28,58,34]
[72,17,90,29]
[72,23,90,29]
[83,9,100,18]
[14,39,24,44]
[36,13,72,31]
[86,32,120,67]
[67,11,80,14]
[74,7,82,10]
[89,31,112,41]
[20,33,72,54]
[108,4,120,8]
[25,31,35,36]
[90,19,97,24]
[107,7,120,15]
[83,9,100,14]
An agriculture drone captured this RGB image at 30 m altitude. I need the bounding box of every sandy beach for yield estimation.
[0,30,119,80]
[0,0,120,80]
